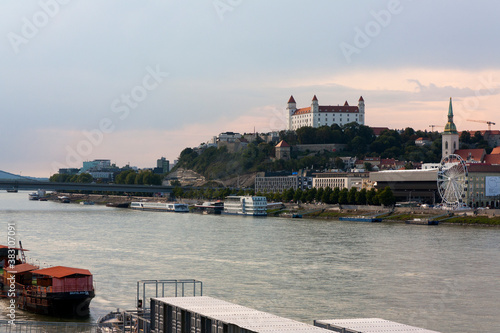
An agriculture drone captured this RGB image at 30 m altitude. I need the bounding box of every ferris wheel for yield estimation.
[437,154,468,208]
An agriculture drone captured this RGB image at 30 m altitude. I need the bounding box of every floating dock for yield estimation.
[314,318,441,333]
[150,296,332,333]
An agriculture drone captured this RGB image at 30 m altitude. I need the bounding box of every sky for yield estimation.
[2,0,500,177]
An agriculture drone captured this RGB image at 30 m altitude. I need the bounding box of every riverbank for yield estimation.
[45,192,500,225]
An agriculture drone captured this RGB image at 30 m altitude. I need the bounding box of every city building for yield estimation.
[466,164,500,208]
[313,172,369,191]
[370,169,439,204]
[255,170,313,193]
[415,137,432,146]
[287,95,365,130]
[81,159,111,173]
[155,157,170,174]
[454,149,486,163]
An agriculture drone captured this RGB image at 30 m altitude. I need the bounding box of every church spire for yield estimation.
[444,97,458,134]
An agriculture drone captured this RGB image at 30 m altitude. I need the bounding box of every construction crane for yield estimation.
[466,119,496,131]
[429,125,443,131]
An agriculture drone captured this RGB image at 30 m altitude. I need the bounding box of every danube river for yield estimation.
[0,192,499,332]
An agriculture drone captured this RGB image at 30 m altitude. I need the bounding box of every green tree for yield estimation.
[377,186,395,206]
[338,188,348,205]
[347,187,357,204]
[330,187,340,204]
[355,188,367,205]
[76,173,93,183]
[293,188,303,202]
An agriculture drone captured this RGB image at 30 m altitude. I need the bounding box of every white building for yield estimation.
[287,95,365,130]
[313,172,369,190]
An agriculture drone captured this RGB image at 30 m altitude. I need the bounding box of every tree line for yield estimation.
[173,185,396,207]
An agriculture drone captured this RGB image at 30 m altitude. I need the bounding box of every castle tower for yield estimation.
[287,95,297,130]
[275,140,291,161]
[358,96,365,125]
[311,95,319,127]
[442,97,459,158]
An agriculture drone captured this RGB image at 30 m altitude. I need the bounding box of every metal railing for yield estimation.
[136,279,203,310]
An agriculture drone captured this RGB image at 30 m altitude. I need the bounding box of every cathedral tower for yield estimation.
[442,97,459,158]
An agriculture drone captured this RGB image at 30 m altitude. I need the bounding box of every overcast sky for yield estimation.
[2,0,500,177]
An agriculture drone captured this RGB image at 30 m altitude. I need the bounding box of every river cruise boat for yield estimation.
[130,202,189,212]
[223,196,267,216]
[0,244,95,317]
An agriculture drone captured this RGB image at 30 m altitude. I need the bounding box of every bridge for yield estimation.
[0,179,174,194]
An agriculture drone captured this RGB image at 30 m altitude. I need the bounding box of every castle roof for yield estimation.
[312,95,318,101]
[359,96,364,102]
[275,140,290,148]
[288,95,296,103]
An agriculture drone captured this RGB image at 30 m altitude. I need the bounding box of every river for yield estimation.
[0,192,499,332]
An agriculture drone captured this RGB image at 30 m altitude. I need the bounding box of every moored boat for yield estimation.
[223,196,267,216]
[130,202,189,212]
[0,243,95,317]
[339,216,382,222]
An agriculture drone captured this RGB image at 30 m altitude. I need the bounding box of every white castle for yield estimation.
[287,95,365,130]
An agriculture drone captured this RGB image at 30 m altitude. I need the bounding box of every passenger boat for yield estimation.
[106,202,130,208]
[6,188,18,193]
[193,201,224,214]
[223,196,267,216]
[0,243,95,317]
[28,192,39,200]
[130,202,190,212]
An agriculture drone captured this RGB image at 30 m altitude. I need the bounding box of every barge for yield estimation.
[0,244,94,317]
[130,202,189,212]
[339,216,382,222]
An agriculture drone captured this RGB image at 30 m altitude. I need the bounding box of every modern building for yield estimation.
[156,157,170,174]
[81,159,111,173]
[370,169,439,204]
[313,172,369,191]
[255,170,313,193]
[466,164,500,208]
[287,95,365,130]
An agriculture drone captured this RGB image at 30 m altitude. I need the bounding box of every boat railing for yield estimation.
[136,279,203,310]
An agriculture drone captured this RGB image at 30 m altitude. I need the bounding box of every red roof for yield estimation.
[490,147,500,154]
[4,263,39,274]
[293,107,311,115]
[312,95,318,101]
[468,164,500,172]
[484,154,500,165]
[31,266,92,278]
[371,127,389,136]
[359,96,364,102]
[454,149,486,162]
[275,140,290,148]
[288,95,296,103]
[344,101,349,106]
